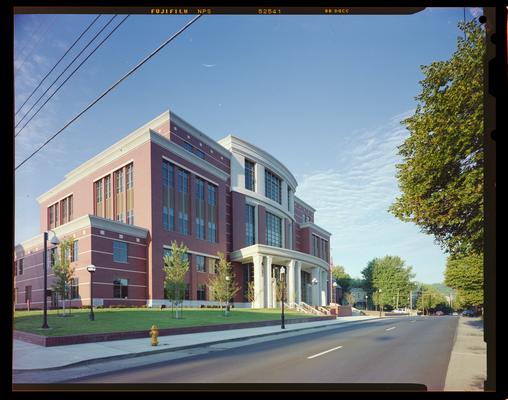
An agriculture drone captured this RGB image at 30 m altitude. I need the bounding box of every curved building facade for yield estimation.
[13,110,331,309]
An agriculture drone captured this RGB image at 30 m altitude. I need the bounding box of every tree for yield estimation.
[415,284,448,314]
[207,252,239,315]
[444,253,483,308]
[344,292,356,306]
[51,238,75,315]
[361,256,417,309]
[247,281,255,304]
[389,21,485,258]
[163,241,189,319]
[331,265,352,294]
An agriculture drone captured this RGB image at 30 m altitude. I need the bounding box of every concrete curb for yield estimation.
[13,317,383,373]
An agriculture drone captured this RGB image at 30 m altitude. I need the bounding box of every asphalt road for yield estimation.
[67,316,458,390]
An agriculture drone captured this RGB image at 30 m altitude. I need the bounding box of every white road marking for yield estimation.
[385,326,396,331]
[307,345,343,359]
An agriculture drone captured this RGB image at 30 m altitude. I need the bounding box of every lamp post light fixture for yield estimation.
[87,265,97,321]
[365,295,368,311]
[42,230,59,329]
[280,267,286,329]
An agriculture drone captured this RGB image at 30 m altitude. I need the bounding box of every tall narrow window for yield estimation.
[61,198,67,224]
[245,159,255,191]
[162,161,175,231]
[113,241,128,263]
[195,178,205,240]
[178,169,189,235]
[245,204,255,246]
[126,164,134,225]
[207,184,217,242]
[104,175,112,219]
[25,286,32,303]
[95,180,103,217]
[266,212,282,247]
[49,205,55,229]
[68,195,73,221]
[70,278,79,299]
[288,221,293,249]
[196,255,205,272]
[287,187,291,211]
[197,284,206,300]
[18,259,23,275]
[265,170,281,204]
[115,169,125,222]
[113,278,128,298]
[54,202,60,227]
[71,240,78,262]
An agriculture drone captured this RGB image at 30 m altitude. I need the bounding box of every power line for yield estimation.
[15,15,102,116]
[15,14,203,171]
[15,15,57,74]
[15,15,127,138]
[15,15,118,131]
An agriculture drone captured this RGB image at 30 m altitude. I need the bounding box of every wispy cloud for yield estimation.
[202,63,216,68]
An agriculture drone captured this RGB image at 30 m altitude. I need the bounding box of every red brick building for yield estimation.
[14,110,331,309]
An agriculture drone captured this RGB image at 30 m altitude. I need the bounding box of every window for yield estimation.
[196,255,205,272]
[265,170,281,204]
[71,240,78,262]
[50,247,57,268]
[184,283,190,300]
[208,258,216,274]
[162,161,175,231]
[49,205,55,229]
[245,204,255,246]
[288,221,293,250]
[55,203,60,227]
[95,180,103,217]
[18,259,23,275]
[287,187,291,211]
[25,286,32,303]
[266,212,282,247]
[197,284,206,300]
[61,197,68,224]
[245,159,255,191]
[68,195,73,221]
[104,175,112,219]
[115,168,125,222]
[183,142,193,153]
[207,184,217,242]
[113,278,128,298]
[70,278,79,299]
[312,235,319,257]
[126,164,134,225]
[178,169,189,235]
[194,148,205,159]
[196,178,205,240]
[113,241,128,263]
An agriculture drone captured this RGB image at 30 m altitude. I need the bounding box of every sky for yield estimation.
[14,7,484,284]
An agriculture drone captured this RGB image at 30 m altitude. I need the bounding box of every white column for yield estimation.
[296,262,302,304]
[282,181,288,211]
[321,270,327,306]
[253,255,264,308]
[311,267,320,305]
[288,260,296,305]
[264,256,273,308]
[255,164,265,196]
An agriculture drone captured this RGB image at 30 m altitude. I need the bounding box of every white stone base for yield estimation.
[146,299,252,309]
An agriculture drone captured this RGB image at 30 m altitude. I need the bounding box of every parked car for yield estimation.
[435,311,444,316]
[461,310,475,317]
[452,312,459,316]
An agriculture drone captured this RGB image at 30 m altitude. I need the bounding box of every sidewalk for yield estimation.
[13,315,379,371]
[444,316,487,391]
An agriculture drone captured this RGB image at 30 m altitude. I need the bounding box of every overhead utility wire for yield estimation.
[15,15,102,116]
[15,15,118,131]
[15,14,203,171]
[15,15,128,138]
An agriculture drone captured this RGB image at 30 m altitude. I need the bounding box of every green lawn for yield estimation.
[14,308,319,336]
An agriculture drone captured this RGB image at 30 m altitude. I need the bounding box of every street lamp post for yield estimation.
[42,231,59,329]
[311,277,318,305]
[225,276,230,316]
[280,267,285,329]
[87,265,96,321]
[365,295,368,311]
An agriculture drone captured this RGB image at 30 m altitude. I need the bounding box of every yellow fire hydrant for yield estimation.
[150,324,159,346]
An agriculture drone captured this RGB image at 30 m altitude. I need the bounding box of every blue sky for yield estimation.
[14,8,483,283]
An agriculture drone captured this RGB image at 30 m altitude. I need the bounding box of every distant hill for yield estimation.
[429,283,456,296]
